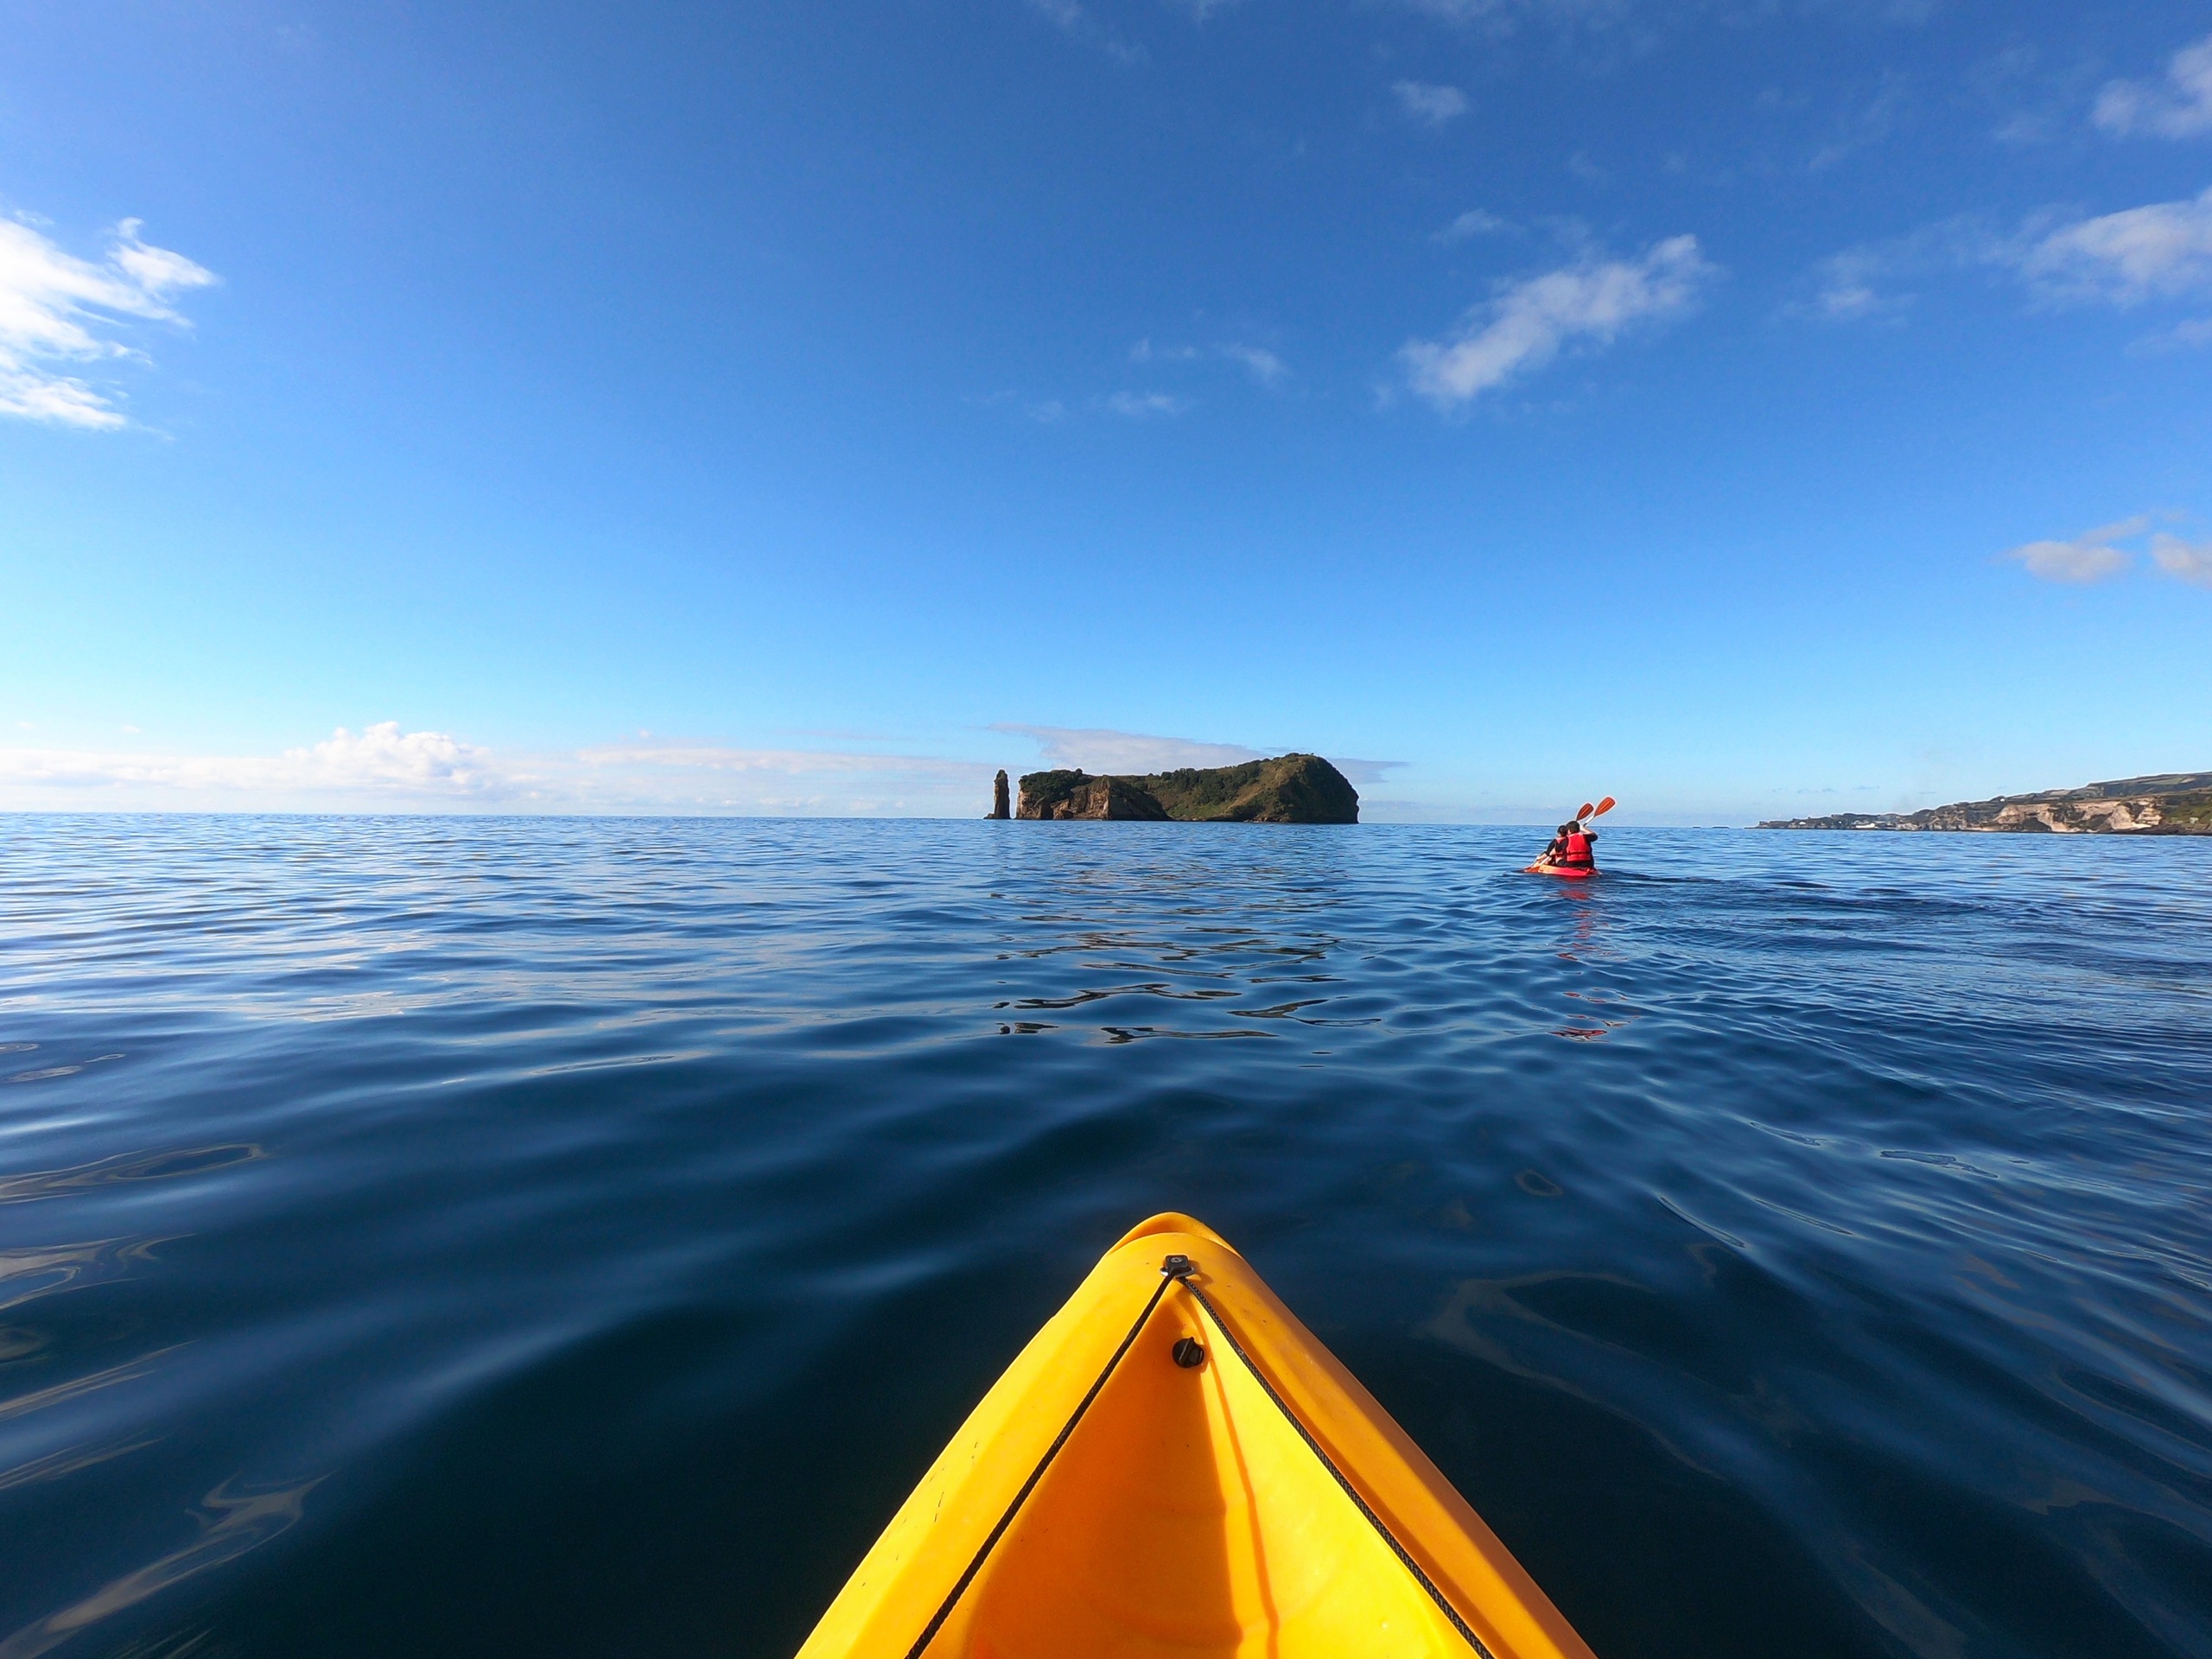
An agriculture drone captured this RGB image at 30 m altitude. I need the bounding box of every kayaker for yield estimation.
[1540,819,1597,873]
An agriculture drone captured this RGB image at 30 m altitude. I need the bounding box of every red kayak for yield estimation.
[1524,862,1596,880]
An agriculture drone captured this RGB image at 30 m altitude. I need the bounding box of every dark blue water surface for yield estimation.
[2,817,2209,1659]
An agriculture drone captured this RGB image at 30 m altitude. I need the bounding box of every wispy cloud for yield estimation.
[1105,391,1190,417]
[1218,343,1289,386]
[0,725,999,815]
[1325,757,1408,786]
[1392,0,1934,49]
[1400,234,1715,408]
[1798,216,1995,321]
[983,347,1279,422]
[995,725,1267,773]
[1392,0,1637,37]
[0,723,494,795]
[2000,518,2145,583]
[1809,70,1910,170]
[2020,186,2212,305]
[2134,315,2212,353]
[1997,515,2212,588]
[995,725,1402,786]
[571,741,992,808]
[2094,32,2212,139]
[1393,80,1471,127]
[1434,209,1514,243]
[1803,249,1903,321]
[1803,189,2212,331]
[2151,532,2212,587]
[0,216,216,429]
[0,721,1402,816]
[1135,338,1288,387]
[1019,0,1142,62]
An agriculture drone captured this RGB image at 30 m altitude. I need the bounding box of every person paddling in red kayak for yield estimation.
[1541,818,1598,873]
[1526,796,1613,877]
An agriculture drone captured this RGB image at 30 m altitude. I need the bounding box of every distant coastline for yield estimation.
[1760,772,2212,834]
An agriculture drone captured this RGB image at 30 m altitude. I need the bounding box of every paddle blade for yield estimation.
[1576,802,1593,820]
[1591,796,1617,817]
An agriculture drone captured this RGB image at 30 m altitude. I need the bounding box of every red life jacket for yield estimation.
[1555,830,1594,868]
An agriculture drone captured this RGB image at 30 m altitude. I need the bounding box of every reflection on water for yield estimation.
[0,1477,321,1659]
[0,816,2208,1658]
[0,1149,264,1207]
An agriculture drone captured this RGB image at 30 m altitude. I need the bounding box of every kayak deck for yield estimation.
[798,1214,1596,1659]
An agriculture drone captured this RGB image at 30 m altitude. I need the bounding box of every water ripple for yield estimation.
[0,817,2208,1657]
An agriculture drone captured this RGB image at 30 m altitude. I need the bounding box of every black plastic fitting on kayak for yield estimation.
[1172,1338,1205,1368]
[1161,1254,1196,1279]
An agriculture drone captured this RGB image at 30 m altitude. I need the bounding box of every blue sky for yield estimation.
[2,0,2209,821]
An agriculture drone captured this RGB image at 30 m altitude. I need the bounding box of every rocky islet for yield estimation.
[1007,753,1359,823]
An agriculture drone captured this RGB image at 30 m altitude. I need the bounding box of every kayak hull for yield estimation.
[798,1213,1597,1659]
[1524,862,1596,880]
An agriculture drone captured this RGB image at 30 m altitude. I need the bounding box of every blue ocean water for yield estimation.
[1,815,2209,1659]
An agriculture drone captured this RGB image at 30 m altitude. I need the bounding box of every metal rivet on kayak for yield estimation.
[1172,1338,1205,1369]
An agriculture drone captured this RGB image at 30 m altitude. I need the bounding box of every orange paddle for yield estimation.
[1591,796,1616,818]
[1575,802,1593,820]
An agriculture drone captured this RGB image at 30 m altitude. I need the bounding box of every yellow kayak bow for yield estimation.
[798,1212,1598,1659]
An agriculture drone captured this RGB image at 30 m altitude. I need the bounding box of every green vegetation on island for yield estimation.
[1759,772,2212,834]
[1014,753,1359,823]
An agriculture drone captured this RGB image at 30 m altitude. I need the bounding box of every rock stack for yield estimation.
[988,770,1011,819]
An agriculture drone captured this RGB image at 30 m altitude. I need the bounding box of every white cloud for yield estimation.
[1132,339,1287,387]
[2134,315,2212,352]
[1105,391,1189,416]
[1809,71,1910,171]
[574,742,969,777]
[283,723,492,790]
[1806,252,1900,321]
[1796,218,2000,321]
[0,726,1002,815]
[2022,187,2212,305]
[1999,516,2212,588]
[1394,80,1471,126]
[0,216,216,429]
[0,723,496,796]
[994,726,1402,788]
[2094,33,2212,138]
[1019,0,1142,62]
[2151,532,2212,586]
[1326,757,1408,785]
[995,725,1268,773]
[999,727,1405,789]
[1393,0,1635,33]
[1435,209,1513,243]
[1219,343,1288,386]
[1804,192,2212,323]
[1400,234,1715,408]
[2000,517,2145,583]
[554,741,995,814]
